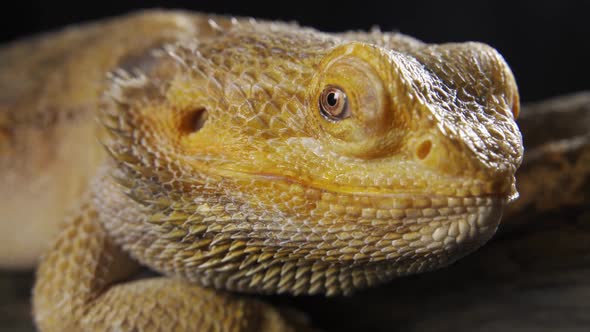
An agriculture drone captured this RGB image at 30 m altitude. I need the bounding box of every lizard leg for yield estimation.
[32,201,303,332]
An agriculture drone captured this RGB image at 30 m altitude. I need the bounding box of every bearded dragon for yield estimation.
[0,10,523,331]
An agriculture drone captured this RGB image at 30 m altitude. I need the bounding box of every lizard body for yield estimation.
[0,10,522,331]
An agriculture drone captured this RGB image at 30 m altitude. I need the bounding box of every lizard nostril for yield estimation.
[179,108,208,134]
[416,140,432,160]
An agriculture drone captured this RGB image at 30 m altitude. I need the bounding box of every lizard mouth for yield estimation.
[211,165,515,200]
[210,165,507,259]
[230,169,508,219]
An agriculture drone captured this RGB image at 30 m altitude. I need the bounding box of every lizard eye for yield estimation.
[319,86,350,121]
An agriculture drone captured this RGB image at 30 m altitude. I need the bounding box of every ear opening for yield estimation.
[178,107,208,135]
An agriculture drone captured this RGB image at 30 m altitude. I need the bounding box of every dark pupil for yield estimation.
[326,92,338,107]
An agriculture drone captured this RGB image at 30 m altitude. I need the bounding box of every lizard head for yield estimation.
[101,18,522,295]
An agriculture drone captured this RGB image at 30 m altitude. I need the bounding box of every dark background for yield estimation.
[2,0,589,103]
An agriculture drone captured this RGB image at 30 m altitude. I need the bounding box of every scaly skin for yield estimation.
[0,10,522,331]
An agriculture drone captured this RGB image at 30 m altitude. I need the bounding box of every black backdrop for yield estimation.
[2,0,589,102]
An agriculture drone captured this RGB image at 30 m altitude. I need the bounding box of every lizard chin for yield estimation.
[96,162,507,296]
[188,194,507,296]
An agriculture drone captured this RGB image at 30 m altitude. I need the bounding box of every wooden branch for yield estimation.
[507,92,590,220]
